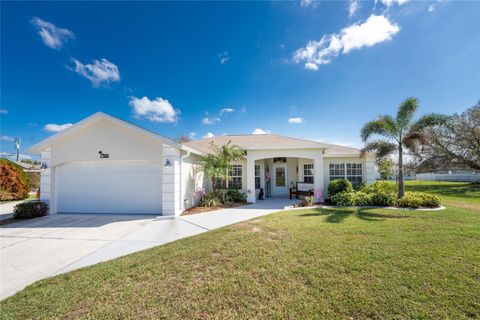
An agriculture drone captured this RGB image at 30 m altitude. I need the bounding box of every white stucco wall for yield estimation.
[50,119,164,167]
[181,152,204,211]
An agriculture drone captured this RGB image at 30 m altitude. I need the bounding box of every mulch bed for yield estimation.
[181,202,248,216]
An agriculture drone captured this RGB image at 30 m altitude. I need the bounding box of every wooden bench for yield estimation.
[289,182,314,199]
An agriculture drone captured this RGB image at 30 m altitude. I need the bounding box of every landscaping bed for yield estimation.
[181,201,248,216]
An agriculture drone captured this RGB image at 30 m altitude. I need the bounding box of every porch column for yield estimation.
[246,156,256,203]
[314,153,325,201]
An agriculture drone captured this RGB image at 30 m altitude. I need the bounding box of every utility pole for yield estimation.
[15,138,21,162]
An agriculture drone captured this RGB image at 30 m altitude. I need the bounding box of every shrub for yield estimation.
[363,181,397,195]
[0,159,30,201]
[331,192,356,206]
[13,201,48,219]
[369,192,397,206]
[328,179,353,198]
[226,189,247,202]
[199,192,223,207]
[353,192,371,206]
[397,192,441,208]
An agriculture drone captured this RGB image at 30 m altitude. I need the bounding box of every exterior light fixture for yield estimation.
[164,159,172,168]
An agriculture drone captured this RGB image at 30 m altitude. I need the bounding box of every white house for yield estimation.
[29,112,376,216]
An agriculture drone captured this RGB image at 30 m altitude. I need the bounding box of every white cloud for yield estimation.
[428,4,435,12]
[219,108,235,115]
[252,128,270,135]
[288,117,304,124]
[1,135,15,141]
[30,17,74,50]
[203,132,215,138]
[348,0,360,17]
[72,58,120,87]
[0,108,8,114]
[188,132,196,140]
[305,62,319,70]
[129,96,180,123]
[300,0,317,7]
[381,0,409,7]
[44,123,73,133]
[218,52,230,64]
[293,15,399,70]
[239,106,247,113]
[201,116,221,125]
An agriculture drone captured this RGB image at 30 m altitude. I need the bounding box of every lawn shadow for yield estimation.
[299,208,353,224]
[357,208,412,222]
[299,207,411,223]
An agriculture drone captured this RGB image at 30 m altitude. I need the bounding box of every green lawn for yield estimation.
[1,182,479,319]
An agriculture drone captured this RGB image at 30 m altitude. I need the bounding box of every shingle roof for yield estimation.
[184,134,361,156]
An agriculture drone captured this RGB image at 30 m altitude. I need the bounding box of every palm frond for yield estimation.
[409,113,449,133]
[360,140,397,161]
[360,117,397,142]
[396,97,418,127]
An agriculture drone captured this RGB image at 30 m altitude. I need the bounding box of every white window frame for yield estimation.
[229,164,243,190]
[255,164,261,189]
[303,163,314,184]
[329,162,363,186]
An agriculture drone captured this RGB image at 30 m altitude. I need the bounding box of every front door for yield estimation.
[273,163,288,195]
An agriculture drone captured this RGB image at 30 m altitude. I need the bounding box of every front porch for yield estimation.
[244,151,325,203]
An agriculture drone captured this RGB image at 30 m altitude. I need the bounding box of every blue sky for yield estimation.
[1,0,479,158]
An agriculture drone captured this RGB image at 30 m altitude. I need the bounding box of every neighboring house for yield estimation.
[29,112,376,216]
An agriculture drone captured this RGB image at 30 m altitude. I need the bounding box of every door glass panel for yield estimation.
[275,167,286,187]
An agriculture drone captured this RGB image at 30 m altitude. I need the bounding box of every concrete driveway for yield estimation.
[0,197,293,300]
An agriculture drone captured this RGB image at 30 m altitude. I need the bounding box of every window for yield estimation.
[329,163,363,186]
[329,163,345,180]
[214,177,225,190]
[346,163,362,186]
[229,164,243,190]
[303,163,314,184]
[255,164,261,189]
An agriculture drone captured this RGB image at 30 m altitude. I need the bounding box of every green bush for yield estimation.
[13,201,49,219]
[363,181,397,195]
[226,189,247,202]
[328,179,353,198]
[331,192,357,206]
[200,192,223,207]
[353,192,371,206]
[369,192,396,206]
[397,192,441,208]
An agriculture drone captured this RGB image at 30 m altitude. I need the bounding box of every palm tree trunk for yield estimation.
[211,177,216,194]
[398,143,405,198]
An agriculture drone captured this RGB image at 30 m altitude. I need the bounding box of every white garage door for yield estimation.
[56,161,163,214]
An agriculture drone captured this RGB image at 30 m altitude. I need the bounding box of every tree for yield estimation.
[199,141,244,194]
[209,141,244,189]
[416,102,480,171]
[0,159,31,201]
[378,158,393,180]
[199,154,225,194]
[361,97,447,198]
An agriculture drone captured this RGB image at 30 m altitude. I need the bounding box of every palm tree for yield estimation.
[210,141,245,189]
[199,154,225,194]
[361,97,447,198]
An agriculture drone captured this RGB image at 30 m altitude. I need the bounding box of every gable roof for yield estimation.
[28,112,203,155]
[184,134,362,156]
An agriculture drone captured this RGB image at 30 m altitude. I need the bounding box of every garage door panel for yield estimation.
[56,161,162,214]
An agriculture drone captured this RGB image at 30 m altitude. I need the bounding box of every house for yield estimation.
[28,112,376,216]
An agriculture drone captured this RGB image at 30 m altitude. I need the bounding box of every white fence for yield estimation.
[416,172,480,182]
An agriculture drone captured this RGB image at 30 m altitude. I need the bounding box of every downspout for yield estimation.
[180,149,191,213]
